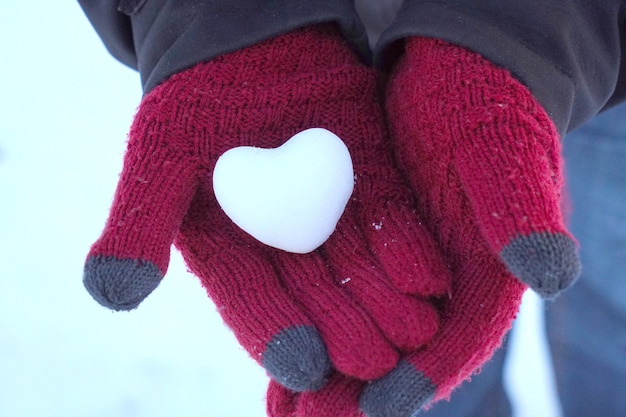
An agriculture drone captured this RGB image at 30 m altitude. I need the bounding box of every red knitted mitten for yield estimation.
[268,374,365,417]
[362,36,581,416]
[266,37,581,417]
[83,26,451,393]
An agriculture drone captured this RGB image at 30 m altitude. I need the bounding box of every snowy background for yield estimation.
[0,2,562,416]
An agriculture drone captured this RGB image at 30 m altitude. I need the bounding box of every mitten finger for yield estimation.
[360,252,525,417]
[453,113,581,298]
[326,212,440,351]
[84,123,200,310]
[267,374,366,417]
[347,102,451,297]
[177,203,331,392]
[444,47,580,297]
[296,373,366,417]
[267,380,298,417]
[271,249,399,380]
[456,132,581,298]
[362,196,451,296]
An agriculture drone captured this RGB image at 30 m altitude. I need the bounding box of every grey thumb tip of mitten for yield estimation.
[83,255,163,311]
[500,231,581,298]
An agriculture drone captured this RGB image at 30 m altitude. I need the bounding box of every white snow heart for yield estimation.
[213,128,354,254]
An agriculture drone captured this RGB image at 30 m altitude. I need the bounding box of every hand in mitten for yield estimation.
[266,37,581,417]
[83,26,452,393]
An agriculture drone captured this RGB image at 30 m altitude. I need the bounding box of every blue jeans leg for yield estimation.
[545,103,626,417]
[420,103,626,417]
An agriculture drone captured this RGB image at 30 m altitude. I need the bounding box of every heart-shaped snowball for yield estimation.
[213,128,354,254]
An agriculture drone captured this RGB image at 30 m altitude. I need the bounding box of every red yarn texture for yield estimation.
[267,36,575,416]
[388,36,569,399]
[85,26,451,385]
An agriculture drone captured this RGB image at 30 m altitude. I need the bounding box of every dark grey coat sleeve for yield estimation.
[377,0,626,134]
[77,0,369,95]
[77,0,137,69]
[77,1,625,134]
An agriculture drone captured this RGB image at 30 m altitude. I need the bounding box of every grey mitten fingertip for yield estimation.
[500,231,581,298]
[83,255,163,311]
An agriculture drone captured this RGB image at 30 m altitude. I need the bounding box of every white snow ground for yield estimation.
[0,2,562,416]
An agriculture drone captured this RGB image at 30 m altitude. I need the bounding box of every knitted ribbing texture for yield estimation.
[83,26,452,393]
